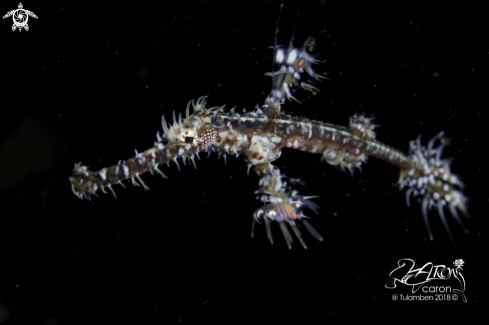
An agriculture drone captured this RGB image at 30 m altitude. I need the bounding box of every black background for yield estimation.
[0,0,487,323]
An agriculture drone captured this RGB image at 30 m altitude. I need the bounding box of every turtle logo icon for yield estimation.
[3,3,38,32]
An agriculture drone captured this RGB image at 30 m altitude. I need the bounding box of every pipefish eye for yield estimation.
[185,137,194,144]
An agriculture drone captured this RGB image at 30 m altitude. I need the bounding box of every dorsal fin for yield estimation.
[266,7,329,104]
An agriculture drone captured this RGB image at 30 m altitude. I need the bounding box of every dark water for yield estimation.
[0,1,486,324]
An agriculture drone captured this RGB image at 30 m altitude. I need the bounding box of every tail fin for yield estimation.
[398,132,469,246]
